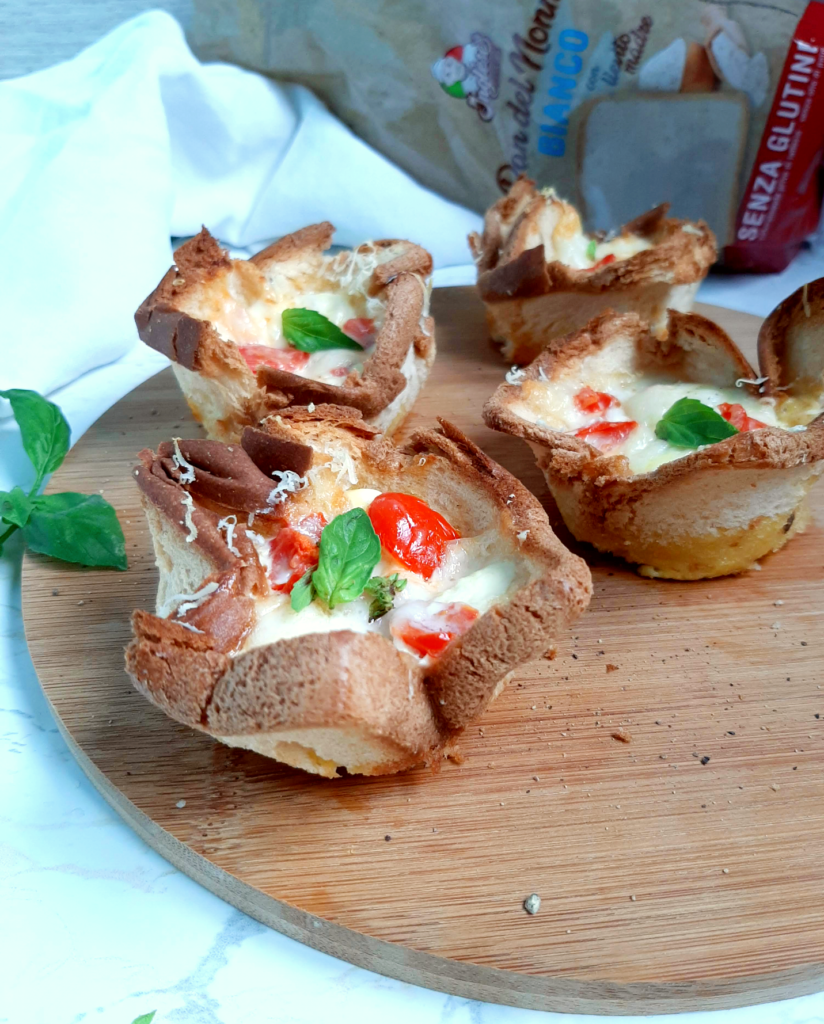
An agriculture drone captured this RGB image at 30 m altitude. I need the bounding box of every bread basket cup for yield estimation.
[484,287,824,580]
[126,410,591,777]
[470,176,716,365]
[136,224,435,441]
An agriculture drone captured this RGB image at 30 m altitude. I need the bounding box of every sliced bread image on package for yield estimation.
[578,93,749,247]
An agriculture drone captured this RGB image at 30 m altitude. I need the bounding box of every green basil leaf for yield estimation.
[0,388,70,481]
[290,569,316,612]
[313,508,381,609]
[23,492,127,570]
[586,238,597,261]
[130,1013,156,1024]
[655,397,739,449]
[0,486,34,528]
[363,572,407,621]
[281,308,363,352]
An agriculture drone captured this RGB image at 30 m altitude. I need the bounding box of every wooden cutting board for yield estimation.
[22,290,824,1015]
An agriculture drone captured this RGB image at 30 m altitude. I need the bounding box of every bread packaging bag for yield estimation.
[190,0,824,271]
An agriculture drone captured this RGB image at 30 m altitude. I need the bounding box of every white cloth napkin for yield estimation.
[0,10,482,403]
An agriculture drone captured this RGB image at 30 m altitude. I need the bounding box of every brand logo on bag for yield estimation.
[431,33,502,122]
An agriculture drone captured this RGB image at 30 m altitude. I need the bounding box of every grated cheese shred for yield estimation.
[171,438,196,484]
[266,470,308,508]
[180,493,198,542]
[217,514,240,556]
[171,581,219,617]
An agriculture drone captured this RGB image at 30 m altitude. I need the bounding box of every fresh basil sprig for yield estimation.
[289,508,383,612]
[655,397,739,449]
[586,238,598,261]
[312,507,381,608]
[282,308,363,353]
[2,387,70,481]
[0,486,34,527]
[363,572,407,621]
[290,551,408,620]
[0,388,127,569]
[130,1013,156,1024]
[287,515,411,618]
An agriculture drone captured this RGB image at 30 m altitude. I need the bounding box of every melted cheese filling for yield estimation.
[512,370,784,476]
[240,457,523,661]
[194,246,424,387]
[534,189,653,270]
[219,283,377,385]
[245,555,517,656]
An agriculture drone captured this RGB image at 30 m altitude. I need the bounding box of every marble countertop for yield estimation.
[3,269,824,1024]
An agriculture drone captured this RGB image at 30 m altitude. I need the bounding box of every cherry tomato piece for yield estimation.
[588,253,616,271]
[342,317,375,345]
[368,493,459,580]
[239,345,310,374]
[574,386,619,415]
[718,403,768,432]
[394,603,479,658]
[291,512,327,544]
[268,514,327,592]
[575,420,637,452]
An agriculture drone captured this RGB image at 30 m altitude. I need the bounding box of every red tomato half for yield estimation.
[342,317,375,344]
[394,603,479,658]
[718,403,768,432]
[268,514,327,592]
[574,386,618,415]
[575,420,637,452]
[368,493,460,580]
[239,345,310,374]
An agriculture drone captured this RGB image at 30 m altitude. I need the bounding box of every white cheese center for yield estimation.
[242,472,524,660]
[512,368,782,476]
[199,248,396,387]
[535,189,653,270]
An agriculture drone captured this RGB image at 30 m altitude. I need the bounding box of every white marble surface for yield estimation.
[3,276,824,1024]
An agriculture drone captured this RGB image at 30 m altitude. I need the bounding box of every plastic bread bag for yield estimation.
[190,0,824,271]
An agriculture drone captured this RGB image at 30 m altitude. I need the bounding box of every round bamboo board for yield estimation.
[21,290,824,1014]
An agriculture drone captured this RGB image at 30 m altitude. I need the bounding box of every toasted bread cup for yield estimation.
[125,412,591,777]
[484,291,824,580]
[470,176,716,365]
[136,224,435,440]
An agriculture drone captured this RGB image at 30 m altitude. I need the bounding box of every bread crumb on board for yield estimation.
[523,893,541,915]
[611,728,632,743]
